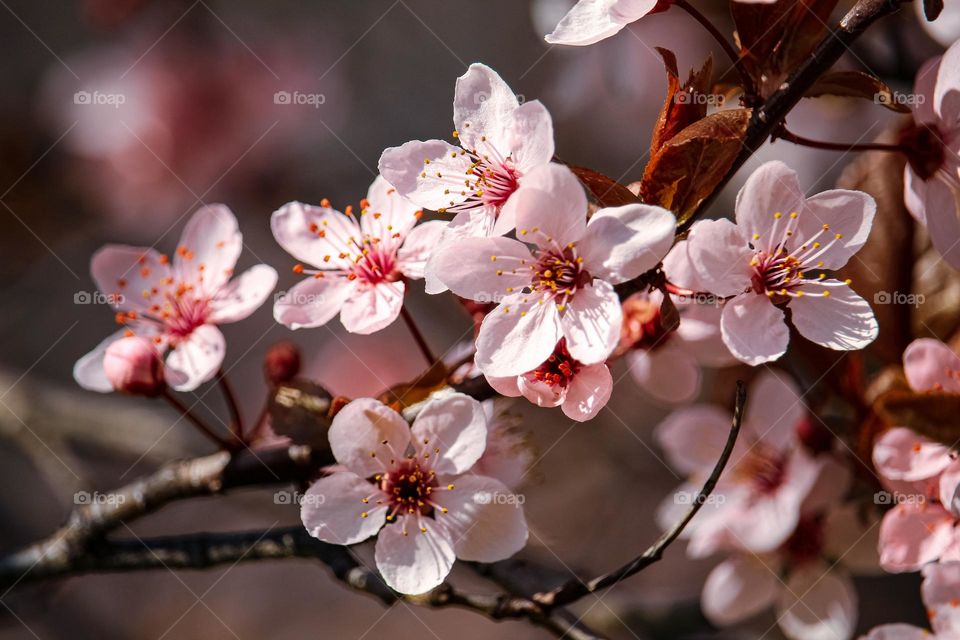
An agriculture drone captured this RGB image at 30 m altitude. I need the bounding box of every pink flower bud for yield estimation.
[264,341,301,385]
[103,336,164,396]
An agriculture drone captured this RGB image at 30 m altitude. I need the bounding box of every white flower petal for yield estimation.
[684,219,754,297]
[790,282,878,351]
[701,555,779,627]
[628,343,701,405]
[578,203,675,283]
[328,397,412,478]
[775,564,857,640]
[411,393,487,475]
[561,362,612,421]
[73,329,131,393]
[735,160,805,246]
[561,280,621,365]
[362,175,420,241]
[507,100,555,173]
[91,245,174,313]
[429,236,531,302]
[374,516,455,595]
[165,324,225,392]
[273,276,355,330]
[476,294,562,377]
[432,474,528,562]
[339,281,405,335]
[208,264,277,324]
[271,201,359,270]
[795,189,876,270]
[513,163,589,246]
[545,0,659,46]
[175,204,242,295]
[398,221,448,280]
[378,139,473,212]
[721,293,789,365]
[301,472,386,545]
[453,63,519,152]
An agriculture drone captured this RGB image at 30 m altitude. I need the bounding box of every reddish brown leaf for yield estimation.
[568,165,642,208]
[806,70,911,113]
[268,379,334,448]
[377,360,450,411]
[649,48,714,155]
[639,108,751,223]
[874,389,960,446]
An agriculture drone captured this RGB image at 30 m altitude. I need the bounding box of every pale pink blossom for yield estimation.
[903,337,960,393]
[621,289,734,405]
[74,205,277,393]
[431,163,675,377]
[102,335,165,396]
[873,427,960,572]
[903,39,960,269]
[473,399,535,489]
[271,176,446,334]
[545,0,776,47]
[486,338,613,422]
[664,160,878,365]
[300,393,528,595]
[378,63,555,292]
[862,562,960,639]
[655,370,840,557]
[701,503,876,640]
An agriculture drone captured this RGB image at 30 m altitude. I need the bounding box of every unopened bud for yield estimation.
[796,416,833,455]
[103,336,164,396]
[265,341,301,385]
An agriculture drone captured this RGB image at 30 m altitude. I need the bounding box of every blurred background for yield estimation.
[0,0,949,637]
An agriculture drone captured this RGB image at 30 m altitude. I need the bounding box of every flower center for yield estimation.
[530,339,581,388]
[430,131,521,217]
[349,241,400,286]
[899,122,946,181]
[115,276,210,344]
[734,443,787,495]
[532,244,590,308]
[621,295,671,351]
[380,458,439,519]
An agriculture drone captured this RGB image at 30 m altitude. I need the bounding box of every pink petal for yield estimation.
[577,203,675,284]
[741,369,804,449]
[878,502,955,572]
[374,516,455,595]
[271,201,359,270]
[208,264,277,324]
[476,293,561,377]
[701,555,779,627]
[560,279,621,365]
[300,472,386,545]
[517,376,566,408]
[453,63,520,152]
[378,139,474,213]
[175,205,242,295]
[662,239,708,292]
[904,338,960,393]
[428,236,531,302]
[795,189,876,270]
[561,362,612,421]
[935,40,960,125]
[362,175,420,241]
[73,330,130,393]
[654,404,737,475]
[627,343,701,405]
[941,461,960,515]
[513,163,588,246]
[273,276,355,330]
[861,624,933,640]
[904,166,929,225]
[411,392,487,475]
[922,560,960,635]
[924,177,960,269]
[775,564,857,640]
[473,402,534,489]
[485,374,522,397]
[675,302,736,367]
[734,160,805,245]
[340,281,405,335]
[507,100,555,174]
[164,324,225,391]
[545,0,659,46]
[91,245,174,313]
[431,474,528,562]
[873,427,953,482]
[721,293,789,365]
[684,219,753,297]
[328,397,412,478]
[398,220,448,280]
[913,56,941,126]
[790,281,878,351]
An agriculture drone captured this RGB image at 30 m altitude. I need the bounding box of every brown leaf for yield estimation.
[268,379,334,448]
[567,165,642,208]
[874,389,960,446]
[649,48,713,155]
[806,70,911,113]
[639,108,751,223]
[377,360,450,411]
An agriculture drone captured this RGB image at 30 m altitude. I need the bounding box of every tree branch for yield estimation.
[533,381,746,608]
[679,0,908,233]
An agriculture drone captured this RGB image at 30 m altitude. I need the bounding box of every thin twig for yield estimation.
[400,306,437,366]
[161,389,234,450]
[775,125,905,153]
[533,381,746,608]
[673,0,754,96]
[216,367,245,444]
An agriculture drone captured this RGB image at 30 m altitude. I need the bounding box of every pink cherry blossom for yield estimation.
[472,399,535,490]
[378,63,555,292]
[431,163,675,377]
[655,370,840,557]
[903,338,960,393]
[102,336,165,396]
[621,289,734,405]
[544,0,776,47]
[73,205,278,393]
[300,393,528,595]
[873,427,960,573]
[862,562,960,639]
[664,160,878,365]
[486,338,613,422]
[272,176,446,334]
[903,39,960,269]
